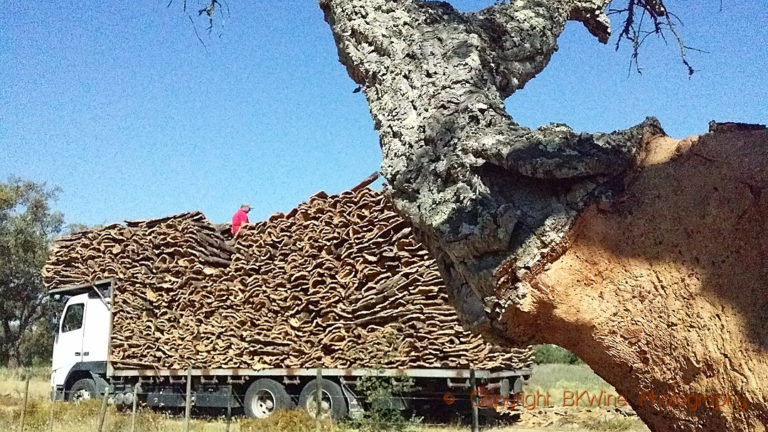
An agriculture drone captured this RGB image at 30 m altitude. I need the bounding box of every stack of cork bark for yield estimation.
[44,187,532,370]
[44,212,233,288]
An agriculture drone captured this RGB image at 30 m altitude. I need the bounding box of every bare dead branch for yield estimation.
[188,15,209,52]
[169,0,229,45]
[664,14,694,76]
[611,0,701,77]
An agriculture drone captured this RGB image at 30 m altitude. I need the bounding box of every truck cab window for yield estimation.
[62,303,85,333]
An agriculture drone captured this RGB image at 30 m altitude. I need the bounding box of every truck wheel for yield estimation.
[298,379,348,420]
[244,379,294,419]
[68,378,98,402]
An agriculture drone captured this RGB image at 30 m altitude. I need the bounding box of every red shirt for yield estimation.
[232,209,249,235]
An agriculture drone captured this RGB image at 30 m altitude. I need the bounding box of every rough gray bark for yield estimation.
[320,0,660,332]
[319,1,768,431]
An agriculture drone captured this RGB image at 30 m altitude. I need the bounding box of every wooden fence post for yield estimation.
[225,384,232,432]
[315,368,322,432]
[470,369,479,432]
[48,387,55,432]
[184,368,192,432]
[97,386,109,432]
[19,375,30,432]
[130,384,139,432]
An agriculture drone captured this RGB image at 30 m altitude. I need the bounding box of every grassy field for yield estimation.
[0,365,648,432]
[525,363,629,407]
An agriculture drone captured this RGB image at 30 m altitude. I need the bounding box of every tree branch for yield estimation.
[610,0,699,76]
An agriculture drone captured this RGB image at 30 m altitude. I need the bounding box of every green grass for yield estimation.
[523,363,625,408]
[526,363,611,391]
[580,418,639,432]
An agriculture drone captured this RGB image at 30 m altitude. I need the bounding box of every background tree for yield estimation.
[0,177,63,366]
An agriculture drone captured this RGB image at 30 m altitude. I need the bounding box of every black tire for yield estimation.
[298,378,348,421]
[68,378,98,402]
[244,378,295,419]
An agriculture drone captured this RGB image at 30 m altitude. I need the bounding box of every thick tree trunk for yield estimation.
[0,318,19,367]
[505,129,768,431]
[320,0,768,430]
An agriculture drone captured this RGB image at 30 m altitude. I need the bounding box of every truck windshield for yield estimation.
[62,303,84,333]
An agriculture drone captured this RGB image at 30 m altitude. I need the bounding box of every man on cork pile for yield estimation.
[231,203,251,235]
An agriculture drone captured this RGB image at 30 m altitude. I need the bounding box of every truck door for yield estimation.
[51,297,86,388]
[81,296,111,363]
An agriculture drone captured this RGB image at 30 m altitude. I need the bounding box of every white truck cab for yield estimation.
[50,282,112,400]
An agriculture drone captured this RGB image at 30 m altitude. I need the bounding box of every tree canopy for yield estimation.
[0,177,63,366]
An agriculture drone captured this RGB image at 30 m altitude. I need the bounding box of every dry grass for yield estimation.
[0,365,649,431]
[0,403,337,432]
[518,364,648,432]
[241,410,336,432]
[0,380,51,405]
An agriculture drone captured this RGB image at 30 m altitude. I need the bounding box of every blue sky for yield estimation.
[1,1,766,227]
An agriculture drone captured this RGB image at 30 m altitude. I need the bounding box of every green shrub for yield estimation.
[533,344,582,364]
[344,374,421,432]
[19,322,55,367]
[581,417,638,431]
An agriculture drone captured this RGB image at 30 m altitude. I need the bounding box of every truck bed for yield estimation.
[109,366,531,379]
